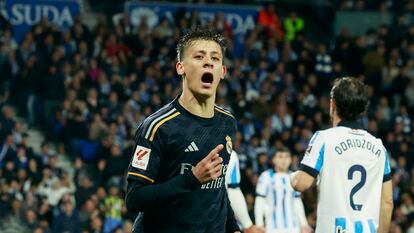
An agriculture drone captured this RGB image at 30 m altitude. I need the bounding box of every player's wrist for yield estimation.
[187,169,202,187]
[191,167,201,183]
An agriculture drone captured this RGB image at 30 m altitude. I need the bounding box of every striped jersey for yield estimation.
[256,169,301,233]
[226,151,241,188]
[126,96,237,233]
[300,120,391,233]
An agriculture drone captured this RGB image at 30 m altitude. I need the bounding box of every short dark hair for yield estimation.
[176,26,227,62]
[330,77,368,121]
[273,147,291,158]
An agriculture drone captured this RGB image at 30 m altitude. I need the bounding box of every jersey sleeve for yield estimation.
[226,151,241,188]
[256,172,268,197]
[300,131,325,178]
[127,123,165,184]
[382,146,391,182]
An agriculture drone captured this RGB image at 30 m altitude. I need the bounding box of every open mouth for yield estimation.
[201,72,214,84]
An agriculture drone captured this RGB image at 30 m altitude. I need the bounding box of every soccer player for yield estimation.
[254,148,312,233]
[125,27,241,233]
[291,77,393,233]
[226,150,265,233]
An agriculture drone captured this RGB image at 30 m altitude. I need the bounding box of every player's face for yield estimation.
[273,152,291,172]
[176,40,227,99]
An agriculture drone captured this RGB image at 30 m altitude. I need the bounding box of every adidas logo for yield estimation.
[184,141,199,152]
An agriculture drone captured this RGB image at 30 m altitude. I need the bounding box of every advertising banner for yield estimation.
[3,0,80,42]
[126,1,259,57]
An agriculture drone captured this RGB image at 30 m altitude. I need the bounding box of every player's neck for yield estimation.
[332,115,341,127]
[275,167,288,173]
[179,90,215,118]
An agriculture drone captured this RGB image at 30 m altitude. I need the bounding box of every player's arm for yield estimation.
[125,124,223,212]
[378,180,393,233]
[226,193,241,233]
[290,171,315,192]
[227,188,253,228]
[254,173,268,228]
[126,144,224,212]
[126,172,201,212]
[293,193,313,233]
[291,131,324,192]
[254,196,266,227]
[226,151,254,229]
[378,149,393,233]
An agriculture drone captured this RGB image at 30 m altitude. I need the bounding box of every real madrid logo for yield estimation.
[225,135,232,154]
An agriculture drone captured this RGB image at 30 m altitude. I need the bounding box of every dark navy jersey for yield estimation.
[126,96,238,233]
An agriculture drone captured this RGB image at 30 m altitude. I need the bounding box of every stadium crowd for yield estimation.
[0,1,413,232]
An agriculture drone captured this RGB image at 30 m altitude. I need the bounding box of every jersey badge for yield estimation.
[305,145,312,156]
[225,135,232,154]
[132,145,151,170]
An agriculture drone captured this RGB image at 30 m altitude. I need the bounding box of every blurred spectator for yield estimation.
[103,185,123,233]
[52,194,80,233]
[283,11,304,41]
[314,43,333,83]
[257,4,283,40]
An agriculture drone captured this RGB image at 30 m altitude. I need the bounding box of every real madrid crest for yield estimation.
[225,135,232,154]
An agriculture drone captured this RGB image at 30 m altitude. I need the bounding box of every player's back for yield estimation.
[310,126,390,233]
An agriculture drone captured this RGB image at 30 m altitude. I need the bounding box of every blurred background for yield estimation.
[0,0,413,232]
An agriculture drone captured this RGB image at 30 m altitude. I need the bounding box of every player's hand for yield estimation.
[301,225,314,233]
[244,225,265,233]
[192,144,224,183]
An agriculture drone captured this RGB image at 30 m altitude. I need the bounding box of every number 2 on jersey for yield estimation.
[347,165,366,211]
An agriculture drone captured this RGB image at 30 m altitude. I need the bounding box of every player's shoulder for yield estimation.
[230,150,237,156]
[308,129,327,144]
[138,102,181,141]
[325,126,381,140]
[259,169,275,180]
[214,105,236,122]
[370,134,386,149]
[229,150,238,162]
[141,102,179,127]
[319,126,352,138]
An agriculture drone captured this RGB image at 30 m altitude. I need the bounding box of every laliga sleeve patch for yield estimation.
[305,145,312,156]
[132,145,151,170]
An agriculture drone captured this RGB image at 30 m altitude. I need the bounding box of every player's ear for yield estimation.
[220,65,227,80]
[176,62,185,76]
[330,98,336,110]
[330,98,337,116]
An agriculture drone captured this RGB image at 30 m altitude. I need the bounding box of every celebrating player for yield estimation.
[125,26,240,233]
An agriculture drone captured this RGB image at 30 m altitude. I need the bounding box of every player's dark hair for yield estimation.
[330,77,369,121]
[176,26,227,62]
[274,147,291,158]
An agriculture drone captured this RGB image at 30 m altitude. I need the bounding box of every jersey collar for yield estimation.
[172,95,219,125]
[337,119,364,129]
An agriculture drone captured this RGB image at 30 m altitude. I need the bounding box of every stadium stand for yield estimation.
[0,0,413,232]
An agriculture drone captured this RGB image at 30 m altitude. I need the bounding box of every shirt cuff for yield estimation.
[383,173,391,182]
[299,164,319,178]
